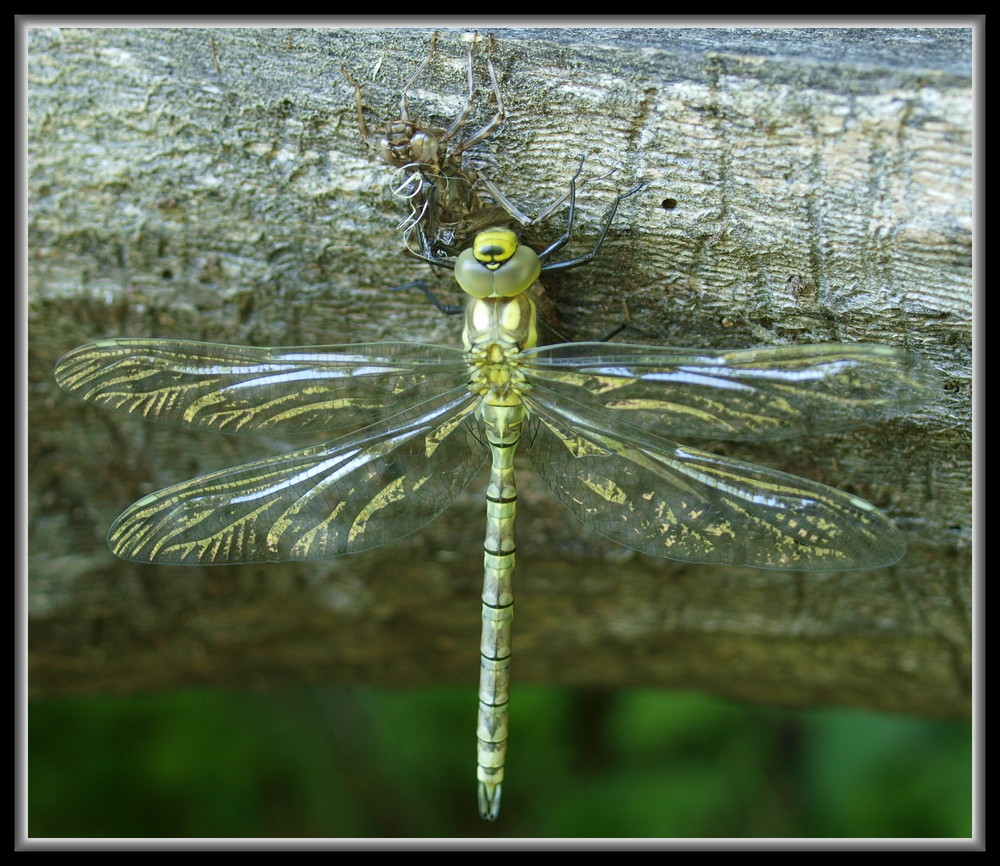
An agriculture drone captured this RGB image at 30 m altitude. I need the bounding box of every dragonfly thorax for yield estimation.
[467,343,530,402]
[464,273,536,404]
[463,291,539,354]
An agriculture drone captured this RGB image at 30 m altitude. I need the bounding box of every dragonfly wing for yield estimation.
[523,391,905,571]
[523,342,937,440]
[109,387,485,564]
[55,339,469,434]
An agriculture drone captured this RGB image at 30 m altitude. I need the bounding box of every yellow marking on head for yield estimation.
[474,227,519,266]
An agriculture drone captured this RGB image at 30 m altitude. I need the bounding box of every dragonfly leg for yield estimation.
[534,154,587,262]
[438,32,479,148]
[341,63,372,147]
[449,34,506,157]
[595,300,661,342]
[596,322,654,341]
[386,280,465,315]
[539,167,646,274]
[397,30,439,123]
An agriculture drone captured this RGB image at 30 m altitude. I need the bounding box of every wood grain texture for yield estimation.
[27,27,971,716]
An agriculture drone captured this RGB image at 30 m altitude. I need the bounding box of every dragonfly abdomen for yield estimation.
[476,398,524,821]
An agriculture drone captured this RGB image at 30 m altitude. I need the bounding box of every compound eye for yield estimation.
[490,245,541,297]
[408,130,439,164]
[455,248,495,298]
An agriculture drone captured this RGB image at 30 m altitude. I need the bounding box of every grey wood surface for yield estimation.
[27,27,972,717]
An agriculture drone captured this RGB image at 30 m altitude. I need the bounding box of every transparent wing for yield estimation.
[522,342,938,441]
[109,387,485,564]
[55,339,469,434]
[523,391,905,571]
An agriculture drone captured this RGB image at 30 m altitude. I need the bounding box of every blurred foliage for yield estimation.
[27,685,971,839]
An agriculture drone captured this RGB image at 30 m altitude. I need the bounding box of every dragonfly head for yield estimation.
[455,227,541,299]
[378,120,442,168]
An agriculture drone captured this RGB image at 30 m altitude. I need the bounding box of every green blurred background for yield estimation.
[28,685,971,838]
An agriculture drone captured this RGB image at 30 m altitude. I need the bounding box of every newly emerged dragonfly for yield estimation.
[55,180,937,819]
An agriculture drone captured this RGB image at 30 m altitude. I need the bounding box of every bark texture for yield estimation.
[27,27,972,717]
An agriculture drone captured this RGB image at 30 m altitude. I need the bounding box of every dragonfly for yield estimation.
[54,174,938,819]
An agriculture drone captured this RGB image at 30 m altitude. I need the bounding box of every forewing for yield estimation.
[523,392,905,571]
[109,387,485,564]
[55,339,469,434]
[523,342,937,441]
